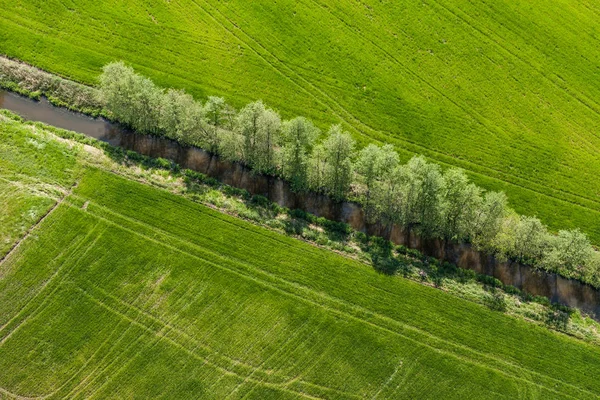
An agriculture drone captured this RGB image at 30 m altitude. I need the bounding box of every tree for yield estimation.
[218,128,243,162]
[130,74,163,134]
[543,229,593,278]
[372,165,409,234]
[280,117,319,191]
[254,108,281,175]
[98,62,135,125]
[322,125,355,200]
[307,144,327,191]
[492,213,549,264]
[98,61,162,134]
[440,168,482,242]
[236,101,266,166]
[512,216,549,263]
[583,252,600,287]
[471,191,508,250]
[405,156,444,237]
[203,96,228,153]
[159,88,204,144]
[355,144,398,220]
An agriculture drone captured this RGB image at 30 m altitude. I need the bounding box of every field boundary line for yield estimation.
[28,315,132,400]
[223,320,311,399]
[83,281,359,398]
[78,199,573,392]
[0,386,39,400]
[0,181,77,268]
[75,200,593,399]
[84,283,290,382]
[83,334,165,400]
[52,287,155,399]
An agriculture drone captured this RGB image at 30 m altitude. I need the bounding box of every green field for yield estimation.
[1,0,600,242]
[2,112,600,399]
[0,114,81,257]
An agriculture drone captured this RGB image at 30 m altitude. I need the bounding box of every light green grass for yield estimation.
[0,113,80,257]
[1,0,600,242]
[2,119,600,398]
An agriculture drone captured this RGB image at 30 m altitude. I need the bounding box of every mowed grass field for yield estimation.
[2,118,600,399]
[1,1,600,242]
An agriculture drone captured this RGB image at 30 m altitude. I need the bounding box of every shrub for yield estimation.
[440,262,458,275]
[533,296,551,307]
[484,291,507,312]
[288,208,307,220]
[251,195,270,208]
[458,268,476,283]
[546,307,571,331]
[504,285,521,296]
[477,274,503,288]
[354,231,368,244]
[396,245,408,255]
[222,185,250,200]
[406,248,422,259]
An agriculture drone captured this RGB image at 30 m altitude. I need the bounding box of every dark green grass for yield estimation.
[1,0,600,242]
[1,167,600,399]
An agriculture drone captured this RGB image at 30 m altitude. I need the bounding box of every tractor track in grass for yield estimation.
[68,196,594,400]
[190,0,600,214]
[78,288,338,400]
[0,222,104,345]
[3,12,600,229]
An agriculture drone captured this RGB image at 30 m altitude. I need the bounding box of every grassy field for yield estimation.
[1,0,600,243]
[0,112,81,257]
[2,115,600,399]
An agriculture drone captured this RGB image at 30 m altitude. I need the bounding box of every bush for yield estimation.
[251,195,270,208]
[504,285,521,296]
[222,185,250,200]
[183,169,208,183]
[458,268,476,283]
[289,208,308,221]
[126,150,144,162]
[354,231,368,244]
[406,248,422,259]
[440,261,458,275]
[546,306,571,331]
[396,245,408,255]
[533,296,551,307]
[477,274,503,288]
[484,290,507,312]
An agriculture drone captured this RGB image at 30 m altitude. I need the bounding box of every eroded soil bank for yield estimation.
[3,89,599,319]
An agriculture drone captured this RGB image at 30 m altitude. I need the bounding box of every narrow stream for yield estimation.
[2,89,600,316]
[0,89,296,209]
[0,90,204,170]
[0,90,124,144]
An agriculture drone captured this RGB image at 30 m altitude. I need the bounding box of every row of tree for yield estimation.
[98,62,600,286]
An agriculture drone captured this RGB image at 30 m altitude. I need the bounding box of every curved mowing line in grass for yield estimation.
[189,0,600,216]
[69,198,597,400]
[0,221,102,341]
